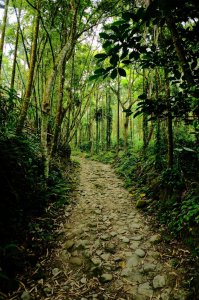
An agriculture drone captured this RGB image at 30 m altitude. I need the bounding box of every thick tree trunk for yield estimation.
[0,0,9,83]
[50,55,67,157]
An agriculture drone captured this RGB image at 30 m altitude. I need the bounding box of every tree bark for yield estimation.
[0,0,9,83]
[165,69,173,168]
[10,5,21,90]
[16,2,40,133]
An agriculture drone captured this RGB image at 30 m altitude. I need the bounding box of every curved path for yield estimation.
[35,157,188,300]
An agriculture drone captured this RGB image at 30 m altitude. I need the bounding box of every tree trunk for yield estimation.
[50,55,67,157]
[0,0,9,83]
[41,2,79,179]
[16,2,40,133]
[116,76,121,156]
[166,15,195,86]
[165,69,173,168]
[10,4,21,90]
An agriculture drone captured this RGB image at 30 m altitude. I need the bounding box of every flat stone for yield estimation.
[76,239,89,249]
[135,249,145,258]
[69,257,83,266]
[101,273,113,282]
[143,263,156,273]
[52,268,61,276]
[126,255,139,268]
[65,240,74,250]
[100,234,110,241]
[91,257,102,265]
[110,231,117,237]
[121,268,131,277]
[130,241,140,250]
[101,253,110,261]
[153,275,166,289]
[129,223,141,231]
[118,228,127,234]
[105,243,116,253]
[122,237,130,243]
[138,282,153,297]
[80,277,87,284]
[150,234,162,244]
[131,235,143,241]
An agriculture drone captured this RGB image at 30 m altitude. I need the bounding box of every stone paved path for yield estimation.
[37,157,188,300]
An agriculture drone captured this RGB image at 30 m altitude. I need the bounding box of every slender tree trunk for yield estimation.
[16,3,40,133]
[165,69,173,168]
[0,0,9,83]
[10,4,21,90]
[116,76,121,156]
[142,70,148,155]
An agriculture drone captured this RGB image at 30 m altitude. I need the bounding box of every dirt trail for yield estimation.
[32,157,189,300]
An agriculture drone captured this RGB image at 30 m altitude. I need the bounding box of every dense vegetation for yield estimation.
[0,0,198,296]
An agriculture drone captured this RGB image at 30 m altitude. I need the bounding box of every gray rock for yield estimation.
[21,291,31,300]
[150,234,162,244]
[131,235,143,241]
[65,240,74,250]
[153,275,166,289]
[117,228,127,234]
[121,268,131,277]
[100,234,110,241]
[80,277,87,284]
[101,273,113,282]
[130,241,140,250]
[105,243,116,253]
[138,282,153,297]
[91,257,102,265]
[52,268,61,277]
[143,263,156,273]
[135,249,146,258]
[129,223,141,231]
[101,253,110,261]
[69,257,83,266]
[122,237,130,243]
[126,255,139,268]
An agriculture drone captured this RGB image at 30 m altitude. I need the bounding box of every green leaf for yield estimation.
[103,41,112,49]
[110,54,119,66]
[94,53,107,60]
[89,74,100,81]
[129,51,140,60]
[94,68,106,75]
[138,93,147,100]
[122,59,131,65]
[118,68,126,77]
[110,69,118,79]
[99,32,110,39]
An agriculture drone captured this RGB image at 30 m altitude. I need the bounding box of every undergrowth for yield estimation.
[0,132,76,294]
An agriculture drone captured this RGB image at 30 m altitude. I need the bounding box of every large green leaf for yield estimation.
[118,68,126,77]
[110,69,118,79]
[94,53,107,60]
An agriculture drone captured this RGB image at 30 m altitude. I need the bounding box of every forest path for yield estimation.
[37,157,188,300]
